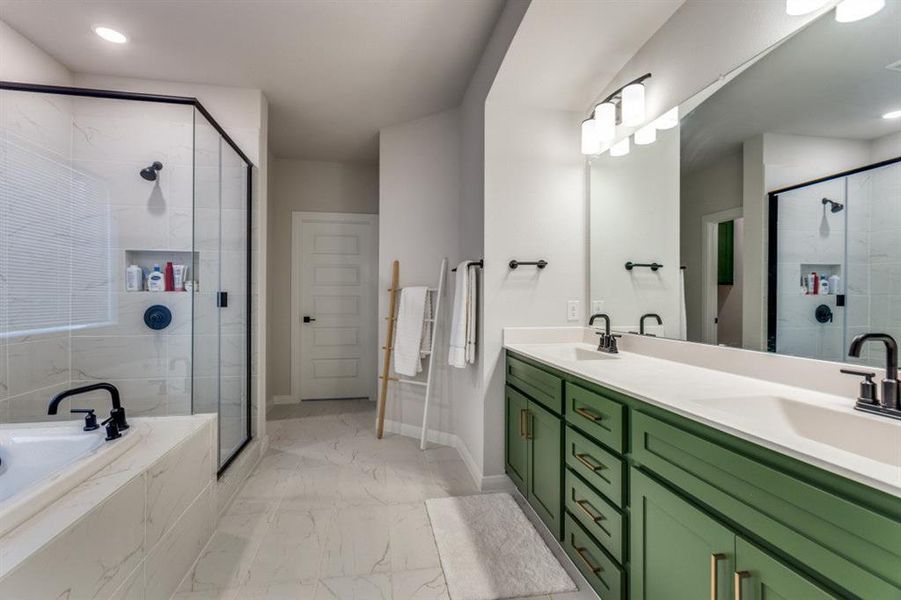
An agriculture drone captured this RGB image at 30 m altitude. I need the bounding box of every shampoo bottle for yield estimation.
[126,264,142,292]
[147,264,165,292]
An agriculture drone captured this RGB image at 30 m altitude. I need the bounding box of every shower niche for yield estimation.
[0,82,252,473]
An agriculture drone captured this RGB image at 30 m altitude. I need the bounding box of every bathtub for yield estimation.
[0,420,142,537]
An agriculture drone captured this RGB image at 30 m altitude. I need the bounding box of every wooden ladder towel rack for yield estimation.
[375,258,448,448]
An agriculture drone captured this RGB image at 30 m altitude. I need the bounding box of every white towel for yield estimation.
[449,261,477,368]
[420,290,433,357]
[394,286,428,376]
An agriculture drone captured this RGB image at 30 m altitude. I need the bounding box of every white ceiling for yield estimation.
[489,0,683,111]
[0,0,505,163]
[681,2,901,173]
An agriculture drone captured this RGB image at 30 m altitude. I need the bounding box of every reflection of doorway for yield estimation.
[701,208,744,345]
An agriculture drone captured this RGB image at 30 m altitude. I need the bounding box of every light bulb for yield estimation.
[621,83,646,127]
[835,0,885,22]
[581,119,601,155]
[882,109,901,119]
[610,137,630,157]
[653,107,679,130]
[594,102,616,142]
[634,124,657,145]
[785,0,829,15]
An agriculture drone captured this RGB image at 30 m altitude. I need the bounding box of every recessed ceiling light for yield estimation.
[835,0,885,22]
[883,110,901,120]
[93,26,127,44]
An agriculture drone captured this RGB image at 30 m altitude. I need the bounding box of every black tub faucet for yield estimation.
[842,333,901,419]
[640,313,662,336]
[49,383,129,432]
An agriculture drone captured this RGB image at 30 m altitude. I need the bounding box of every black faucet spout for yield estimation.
[589,313,611,336]
[848,333,898,381]
[49,383,128,430]
[640,313,663,335]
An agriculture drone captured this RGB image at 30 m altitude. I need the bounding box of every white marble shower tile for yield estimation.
[6,335,69,397]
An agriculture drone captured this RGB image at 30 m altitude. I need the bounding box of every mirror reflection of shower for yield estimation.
[822,197,844,213]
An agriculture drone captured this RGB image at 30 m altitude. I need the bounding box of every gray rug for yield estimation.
[426,493,577,600]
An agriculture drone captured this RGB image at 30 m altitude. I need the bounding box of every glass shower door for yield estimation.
[192,109,250,469]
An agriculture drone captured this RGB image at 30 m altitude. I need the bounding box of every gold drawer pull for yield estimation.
[574,406,602,422]
[571,534,603,575]
[710,553,725,600]
[575,498,604,523]
[575,452,604,471]
[519,409,526,439]
[734,571,750,600]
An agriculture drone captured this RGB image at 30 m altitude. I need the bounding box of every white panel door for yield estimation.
[295,213,377,400]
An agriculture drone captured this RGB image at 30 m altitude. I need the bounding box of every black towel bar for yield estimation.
[625,261,663,271]
[509,259,548,270]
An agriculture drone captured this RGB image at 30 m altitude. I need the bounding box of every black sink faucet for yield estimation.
[843,333,901,419]
[49,383,129,431]
[640,313,662,336]
[589,313,610,335]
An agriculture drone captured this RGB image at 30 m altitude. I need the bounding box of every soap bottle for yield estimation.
[829,274,841,295]
[147,264,165,292]
[820,275,830,295]
[126,264,142,292]
[811,272,819,295]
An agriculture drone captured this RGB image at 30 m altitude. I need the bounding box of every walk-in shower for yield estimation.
[0,82,252,472]
[769,157,901,368]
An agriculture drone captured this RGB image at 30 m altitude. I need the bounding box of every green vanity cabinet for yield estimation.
[504,350,901,600]
[505,384,563,538]
[631,469,735,600]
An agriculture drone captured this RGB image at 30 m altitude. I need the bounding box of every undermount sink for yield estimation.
[690,395,901,467]
[535,345,618,362]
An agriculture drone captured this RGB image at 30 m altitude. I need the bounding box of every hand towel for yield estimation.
[394,286,428,376]
[420,289,433,357]
[449,261,477,368]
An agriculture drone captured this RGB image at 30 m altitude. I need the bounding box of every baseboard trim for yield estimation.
[272,394,298,405]
[381,419,512,493]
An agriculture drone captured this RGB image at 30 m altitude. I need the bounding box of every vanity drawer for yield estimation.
[564,512,624,600]
[565,382,624,454]
[632,411,901,599]
[565,426,624,508]
[506,354,563,414]
[565,469,623,564]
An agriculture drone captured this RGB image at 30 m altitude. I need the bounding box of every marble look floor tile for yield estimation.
[234,580,319,600]
[173,587,239,600]
[320,504,392,578]
[315,574,391,600]
[245,507,333,585]
[387,504,441,572]
[185,510,274,592]
[390,568,449,600]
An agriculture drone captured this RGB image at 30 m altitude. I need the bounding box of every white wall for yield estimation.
[378,108,462,439]
[0,19,72,85]
[590,125,680,335]
[267,158,378,402]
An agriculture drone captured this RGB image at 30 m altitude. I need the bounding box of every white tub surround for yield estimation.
[504,327,901,498]
[0,421,142,537]
[0,414,216,600]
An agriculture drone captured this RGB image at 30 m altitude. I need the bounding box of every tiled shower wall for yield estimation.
[0,90,196,422]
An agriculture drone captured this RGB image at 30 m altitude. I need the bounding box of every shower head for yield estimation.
[140,161,163,181]
[822,197,844,213]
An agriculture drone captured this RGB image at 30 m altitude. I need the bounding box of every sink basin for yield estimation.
[533,345,618,362]
[690,395,901,467]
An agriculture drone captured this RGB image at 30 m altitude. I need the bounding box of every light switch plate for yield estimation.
[567,300,580,321]
[592,300,604,314]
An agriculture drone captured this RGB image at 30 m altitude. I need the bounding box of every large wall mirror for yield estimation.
[589,4,901,368]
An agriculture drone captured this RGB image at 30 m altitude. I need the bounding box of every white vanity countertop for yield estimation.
[504,333,901,498]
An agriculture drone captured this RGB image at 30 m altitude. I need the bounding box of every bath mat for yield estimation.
[426,493,576,600]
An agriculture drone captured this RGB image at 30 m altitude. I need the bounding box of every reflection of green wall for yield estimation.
[718,220,734,285]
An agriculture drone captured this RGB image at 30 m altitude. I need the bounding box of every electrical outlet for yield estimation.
[592,300,604,314]
[567,300,580,322]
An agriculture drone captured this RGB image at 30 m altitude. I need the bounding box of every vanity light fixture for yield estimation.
[610,137,630,157]
[594,102,616,143]
[634,123,657,145]
[93,26,128,44]
[785,0,830,15]
[882,109,901,119]
[653,106,679,130]
[581,118,601,155]
[621,83,646,127]
[835,0,885,22]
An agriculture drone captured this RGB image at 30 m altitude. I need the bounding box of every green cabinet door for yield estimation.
[505,385,528,495]
[735,537,836,600]
[631,469,735,600]
[528,400,563,539]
